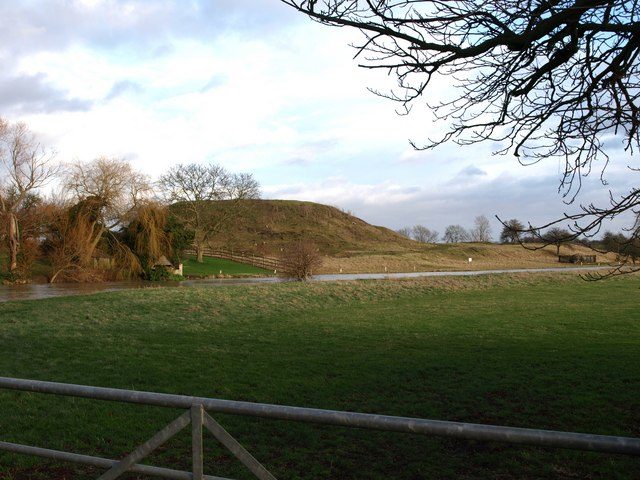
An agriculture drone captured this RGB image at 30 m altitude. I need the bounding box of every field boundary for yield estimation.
[184,247,281,271]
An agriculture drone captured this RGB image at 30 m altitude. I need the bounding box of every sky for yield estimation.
[1,0,636,239]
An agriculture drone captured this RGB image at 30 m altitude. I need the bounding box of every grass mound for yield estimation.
[175,199,417,255]
[174,199,616,273]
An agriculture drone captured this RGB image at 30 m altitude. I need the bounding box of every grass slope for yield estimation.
[181,199,417,255]
[319,242,616,273]
[182,255,272,277]
[177,199,615,273]
[0,274,638,479]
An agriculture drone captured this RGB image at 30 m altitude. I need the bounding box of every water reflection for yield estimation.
[0,277,287,303]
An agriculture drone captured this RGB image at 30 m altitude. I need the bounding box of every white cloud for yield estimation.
[0,1,636,236]
[264,166,638,238]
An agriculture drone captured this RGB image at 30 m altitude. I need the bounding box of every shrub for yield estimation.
[280,241,323,280]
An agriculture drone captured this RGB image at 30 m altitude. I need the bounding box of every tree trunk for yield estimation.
[49,268,64,284]
[85,224,105,266]
[197,244,204,263]
[556,243,560,255]
[8,213,19,272]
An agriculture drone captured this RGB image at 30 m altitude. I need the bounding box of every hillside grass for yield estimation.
[0,273,638,479]
[190,199,418,255]
[187,199,617,274]
[182,255,272,277]
[318,242,617,274]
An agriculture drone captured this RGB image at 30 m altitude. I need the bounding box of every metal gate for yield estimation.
[1,376,638,479]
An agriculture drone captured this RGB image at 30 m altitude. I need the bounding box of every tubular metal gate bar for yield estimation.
[0,377,639,479]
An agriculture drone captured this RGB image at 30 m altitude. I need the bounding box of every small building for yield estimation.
[91,250,113,269]
[153,255,183,276]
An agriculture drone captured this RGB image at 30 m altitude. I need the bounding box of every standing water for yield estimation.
[0,265,610,303]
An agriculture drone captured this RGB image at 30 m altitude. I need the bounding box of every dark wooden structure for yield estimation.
[558,254,596,264]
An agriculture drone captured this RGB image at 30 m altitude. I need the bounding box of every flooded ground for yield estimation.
[0,277,289,302]
[0,265,610,302]
[313,265,609,281]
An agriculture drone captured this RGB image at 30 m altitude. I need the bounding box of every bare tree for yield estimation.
[396,226,412,238]
[600,230,628,255]
[280,240,323,280]
[470,215,492,243]
[284,1,640,272]
[601,231,640,264]
[443,224,469,243]
[65,157,150,225]
[543,227,573,255]
[500,219,525,244]
[0,119,57,273]
[63,157,151,265]
[412,224,439,243]
[159,163,260,262]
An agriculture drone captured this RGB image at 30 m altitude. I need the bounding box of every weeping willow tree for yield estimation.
[66,196,107,267]
[45,201,174,282]
[45,203,105,283]
[117,203,173,279]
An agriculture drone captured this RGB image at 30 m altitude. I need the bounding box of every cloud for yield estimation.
[0,72,92,113]
[277,138,341,167]
[601,136,627,152]
[445,164,488,185]
[2,0,635,243]
[263,169,638,238]
[265,177,426,210]
[282,157,313,166]
[200,74,227,92]
[105,80,143,101]
[0,1,303,58]
[457,165,487,178]
[398,148,431,164]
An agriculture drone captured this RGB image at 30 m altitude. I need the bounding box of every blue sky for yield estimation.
[1,0,636,238]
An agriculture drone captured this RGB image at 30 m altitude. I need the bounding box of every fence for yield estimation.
[184,247,281,271]
[0,376,639,479]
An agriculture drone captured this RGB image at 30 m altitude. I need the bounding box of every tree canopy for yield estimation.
[0,119,57,272]
[159,163,260,262]
[500,219,525,244]
[443,224,469,243]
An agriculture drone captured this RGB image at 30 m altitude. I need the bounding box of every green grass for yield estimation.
[0,273,638,479]
[182,255,272,277]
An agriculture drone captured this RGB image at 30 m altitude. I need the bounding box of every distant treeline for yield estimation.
[397,217,640,261]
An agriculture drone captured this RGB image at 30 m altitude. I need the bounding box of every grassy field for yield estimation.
[193,199,617,275]
[182,255,272,277]
[318,243,618,274]
[0,273,638,479]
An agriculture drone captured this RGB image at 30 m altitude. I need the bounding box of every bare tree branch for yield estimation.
[0,118,58,273]
[283,0,640,275]
[159,163,260,263]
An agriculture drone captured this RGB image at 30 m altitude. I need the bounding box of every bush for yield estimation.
[280,241,323,280]
[142,265,184,282]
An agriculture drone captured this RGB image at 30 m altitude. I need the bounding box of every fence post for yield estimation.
[186,246,281,271]
[191,404,204,480]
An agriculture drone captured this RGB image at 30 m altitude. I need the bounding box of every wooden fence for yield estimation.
[184,247,282,271]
